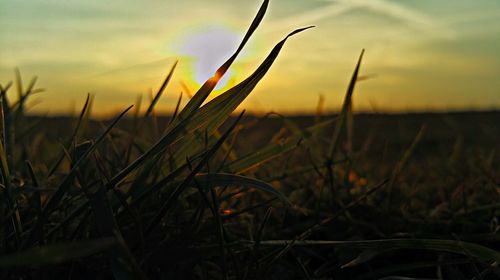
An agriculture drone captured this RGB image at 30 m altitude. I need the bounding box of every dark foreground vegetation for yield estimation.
[1,1,499,279]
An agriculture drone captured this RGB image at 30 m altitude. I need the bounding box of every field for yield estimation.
[1,100,499,279]
[1,1,500,279]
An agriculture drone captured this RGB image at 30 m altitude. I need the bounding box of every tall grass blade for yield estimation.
[0,90,22,246]
[327,49,364,161]
[48,94,92,177]
[143,61,178,119]
[186,26,314,136]
[386,124,427,206]
[164,26,314,169]
[170,91,183,123]
[107,12,310,190]
[14,68,23,103]
[1,86,14,170]
[256,239,500,264]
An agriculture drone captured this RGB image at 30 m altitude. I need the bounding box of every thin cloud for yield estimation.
[342,0,434,29]
[265,2,358,32]
[269,0,454,39]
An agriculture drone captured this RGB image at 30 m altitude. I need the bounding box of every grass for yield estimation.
[1,0,499,279]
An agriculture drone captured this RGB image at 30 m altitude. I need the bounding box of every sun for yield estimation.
[174,25,242,91]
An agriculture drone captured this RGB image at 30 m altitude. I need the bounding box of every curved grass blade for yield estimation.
[107,6,307,189]
[194,173,291,206]
[0,238,117,267]
[185,26,314,136]
[143,0,269,175]
[256,239,500,264]
[340,249,392,269]
[260,179,388,267]
[165,26,314,169]
[357,258,478,280]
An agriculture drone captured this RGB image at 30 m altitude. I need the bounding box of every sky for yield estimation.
[0,0,499,116]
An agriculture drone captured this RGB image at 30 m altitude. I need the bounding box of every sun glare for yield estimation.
[175,25,242,91]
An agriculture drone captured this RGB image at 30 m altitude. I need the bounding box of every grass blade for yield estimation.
[327,49,364,161]
[143,61,178,119]
[386,124,427,207]
[194,173,291,206]
[48,94,92,177]
[256,239,500,264]
[224,119,334,173]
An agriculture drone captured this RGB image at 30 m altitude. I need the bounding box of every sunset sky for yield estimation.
[1,0,499,116]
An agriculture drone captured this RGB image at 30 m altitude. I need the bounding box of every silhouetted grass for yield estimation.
[0,1,499,279]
